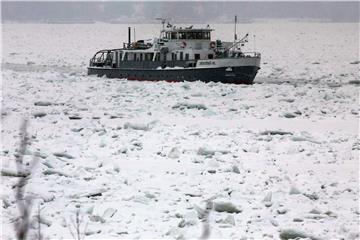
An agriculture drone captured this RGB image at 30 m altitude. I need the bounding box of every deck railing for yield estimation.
[240,52,261,58]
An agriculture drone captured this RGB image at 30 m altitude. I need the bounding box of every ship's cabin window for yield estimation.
[171,32,178,39]
[165,31,180,40]
[127,52,134,61]
[208,54,213,59]
[185,53,189,60]
[179,32,186,39]
[194,54,200,60]
[180,52,184,60]
[145,53,154,61]
[203,32,210,39]
[187,32,196,39]
[172,53,177,61]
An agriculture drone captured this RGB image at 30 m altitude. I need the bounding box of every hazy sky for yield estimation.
[2,1,359,23]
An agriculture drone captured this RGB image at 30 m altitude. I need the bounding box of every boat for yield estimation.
[87,17,261,84]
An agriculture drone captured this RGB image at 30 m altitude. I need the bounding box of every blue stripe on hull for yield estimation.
[87,66,259,84]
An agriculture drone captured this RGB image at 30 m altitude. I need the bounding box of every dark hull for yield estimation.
[87,66,259,84]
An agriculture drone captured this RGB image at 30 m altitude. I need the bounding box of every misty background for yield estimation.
[1,1,359,23]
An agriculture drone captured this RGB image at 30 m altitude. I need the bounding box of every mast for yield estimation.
[156,17,166,39]
[254,34,256,52]
[234,15,238,41]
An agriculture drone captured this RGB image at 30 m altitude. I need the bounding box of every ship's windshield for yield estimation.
[165,30,211,40]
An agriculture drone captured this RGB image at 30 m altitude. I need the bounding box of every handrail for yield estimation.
[215,50,261,59]
[240,52,261,57]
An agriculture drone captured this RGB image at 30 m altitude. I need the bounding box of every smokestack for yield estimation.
[128,27,131,47]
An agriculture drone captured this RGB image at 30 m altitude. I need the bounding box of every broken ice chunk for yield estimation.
[213,199,242,213]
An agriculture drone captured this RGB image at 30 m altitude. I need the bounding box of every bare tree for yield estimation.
[13,119,39,240]
[34,205,43,240]
[68,208,88,240]
[200,200,213,240]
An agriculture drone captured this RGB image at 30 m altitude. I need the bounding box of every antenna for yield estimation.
[234,15,237,42]
[155,17,166,31]
[254,34,256,52]
[134,28,136,42]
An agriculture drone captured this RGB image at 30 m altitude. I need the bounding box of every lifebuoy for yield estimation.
[210,41,216,48]
[181,41,187,48]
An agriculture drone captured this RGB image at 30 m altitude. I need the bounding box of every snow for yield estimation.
[1,21,359,239]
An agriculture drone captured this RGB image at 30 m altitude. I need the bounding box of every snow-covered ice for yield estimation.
[1,22,359,239]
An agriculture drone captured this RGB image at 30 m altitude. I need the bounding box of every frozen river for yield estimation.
[1,21,359,239]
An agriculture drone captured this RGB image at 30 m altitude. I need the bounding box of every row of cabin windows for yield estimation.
[115,73,198,81]
[165,31,211,40]
[120,52,215,61]
[121,52,155,61]
[171,52,190,61]
[161,53,191,61]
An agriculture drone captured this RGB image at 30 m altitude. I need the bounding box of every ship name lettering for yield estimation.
[199,61,216,65]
